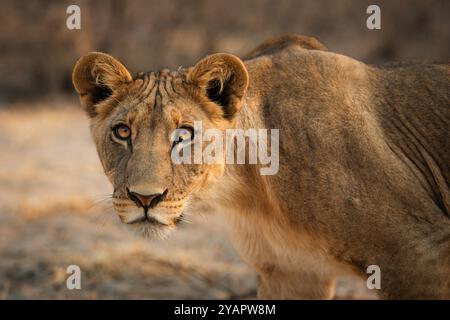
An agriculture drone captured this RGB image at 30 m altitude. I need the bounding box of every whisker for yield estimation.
[87,194,114,210]
[93,209,117,229]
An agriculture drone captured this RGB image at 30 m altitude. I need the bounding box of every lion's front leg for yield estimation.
[257,268,335,299]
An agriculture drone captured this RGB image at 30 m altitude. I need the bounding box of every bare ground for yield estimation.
[0,100,375,299]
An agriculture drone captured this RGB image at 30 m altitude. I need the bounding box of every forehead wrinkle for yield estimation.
[139,73,157,114]
[164,72,177,97]
[135,72,150,96]
[120,70,188,126]
[141,72,157,98]
[132,72,157,114]
[159,71,186,110]
[158,75,169,109]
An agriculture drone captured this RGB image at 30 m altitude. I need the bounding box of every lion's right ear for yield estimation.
[72,52,132,117]
[187,53,249,120]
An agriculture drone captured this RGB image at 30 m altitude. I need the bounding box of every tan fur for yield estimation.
[73,34,450,299]
[245,33,328,59]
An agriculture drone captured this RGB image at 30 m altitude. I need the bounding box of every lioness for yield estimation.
[73,34,450,299]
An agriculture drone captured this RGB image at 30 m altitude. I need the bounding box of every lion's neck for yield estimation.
[217,95,278,212]
[235,91,265,130]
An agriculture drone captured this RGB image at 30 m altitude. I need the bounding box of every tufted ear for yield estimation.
[187,53,249,120]
[72,52,132,117]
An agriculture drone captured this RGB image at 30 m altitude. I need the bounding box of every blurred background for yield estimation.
[0,0,448,299]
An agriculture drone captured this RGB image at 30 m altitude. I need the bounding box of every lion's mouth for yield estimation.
[125,213,184,226]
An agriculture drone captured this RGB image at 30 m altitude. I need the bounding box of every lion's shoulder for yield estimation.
[245,34,328,60]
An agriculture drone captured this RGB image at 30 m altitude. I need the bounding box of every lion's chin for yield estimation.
[125,219,176,240]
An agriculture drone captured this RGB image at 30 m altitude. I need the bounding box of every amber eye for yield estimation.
[113,124,131,140]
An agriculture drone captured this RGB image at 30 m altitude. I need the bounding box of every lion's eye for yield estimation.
[113,124,131,140]
[174,126,194,145]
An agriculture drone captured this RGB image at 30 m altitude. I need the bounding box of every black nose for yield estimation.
[127,188,168,209]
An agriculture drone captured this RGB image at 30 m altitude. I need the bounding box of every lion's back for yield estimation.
[245,34,328,60]
[245,37,450,226]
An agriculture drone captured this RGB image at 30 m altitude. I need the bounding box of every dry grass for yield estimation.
[0,100,375,299]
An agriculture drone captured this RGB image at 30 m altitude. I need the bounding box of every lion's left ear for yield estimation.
[187,53,249,119]
[72,52,132,117]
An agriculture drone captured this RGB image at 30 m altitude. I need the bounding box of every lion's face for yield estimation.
[73,52,248,238]
[91,84,224,238]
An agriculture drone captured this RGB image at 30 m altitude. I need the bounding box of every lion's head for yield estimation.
[72,52,248,238]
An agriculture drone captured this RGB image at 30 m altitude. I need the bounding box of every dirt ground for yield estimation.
[0,99,376,299]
